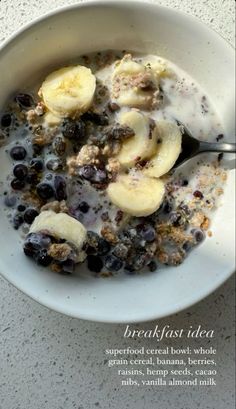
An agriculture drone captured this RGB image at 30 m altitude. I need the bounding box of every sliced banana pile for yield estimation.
[107,112,182,217]
[40,65,96,119]
[30,211,87,251]
[111,55,159,109]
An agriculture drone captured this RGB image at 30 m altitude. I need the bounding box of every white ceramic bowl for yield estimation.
[0,1,235,323]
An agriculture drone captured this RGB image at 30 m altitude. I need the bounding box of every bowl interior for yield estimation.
[0,1,235,322]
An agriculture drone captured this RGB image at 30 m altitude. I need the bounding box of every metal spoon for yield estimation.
[173,122,236,169]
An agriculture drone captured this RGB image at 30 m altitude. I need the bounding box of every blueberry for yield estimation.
[87,255,103,273]
[163,200,172,213]
[62,119,86,140]
[36,183,54,200]
[54,175,67,201]
[124,264,136,275]
[78,201,90,213]
[97,239,111,256]
[183,241,193,252]
[105,255,123,271]
[26,171,40,186]
[30,158,44,172]
[182,179,189,186]
[10,146,27,160]
[13,214,24,230]
[191,228,205,243]
[32,144,43,156]
[81,111,109,125]
[148,260,157,272]
[23,234,43,257]
[79,165,96,181]
[24,208,39,224]
[23,233,52,257]
[4,195,17,207]
[36,249,52,266]
[15,93,34,108]
[11,178,25,190]
[61,259,75,273]
[1,113,12,128]
[13,164,28,180]
[17,204,26,212]
[138,224,156,242]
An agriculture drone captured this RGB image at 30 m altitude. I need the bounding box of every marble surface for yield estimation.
[0,1,235,408]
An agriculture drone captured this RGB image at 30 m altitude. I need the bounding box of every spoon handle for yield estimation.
[198,141,236,153]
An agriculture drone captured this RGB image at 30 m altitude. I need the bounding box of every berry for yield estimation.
[78,201,90,213]
[4,195,17,207]
[11,178,25,190]
[36,183,54,200]
[79,165,96,181]
[148,260,157,272]
[97,239,111,256]
[15,93,34,108]
[23,233,53,258]
[13,214,24,230]
[61,259,75,273]
[81,111,109,125]
[138,224,156,242]
[62,119,85,140]
[105,255,123,271]
[1,113,12,127]
[26,171,40,185]
[32,144,43,156]
[54,175,67,201]
[24,208,39,224]
[36,249,52,266]
[124,264,136,274]
[17,204,26,212]
[162,200,172,213]
[87,255,103,273]
[13,164,28,180]
[10,146,27,160]
[191,228,205,243]
[183,241,193,252]
[30,158,44,172]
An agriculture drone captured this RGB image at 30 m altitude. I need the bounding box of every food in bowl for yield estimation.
[0,51,227,275]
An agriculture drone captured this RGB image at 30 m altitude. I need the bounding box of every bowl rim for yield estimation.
[0,0,235,323]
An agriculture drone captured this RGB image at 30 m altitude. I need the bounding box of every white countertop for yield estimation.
[0,1,235,408]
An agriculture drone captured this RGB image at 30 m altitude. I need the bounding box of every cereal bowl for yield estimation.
[0,1,235,322]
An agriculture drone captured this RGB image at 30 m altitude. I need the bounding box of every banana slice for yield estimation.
[40,65,96,118]
[112,55,159,109]
[116,110,158,167]
[107,173,165,217]
[30,211,87,250]
[143,121,182,178]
